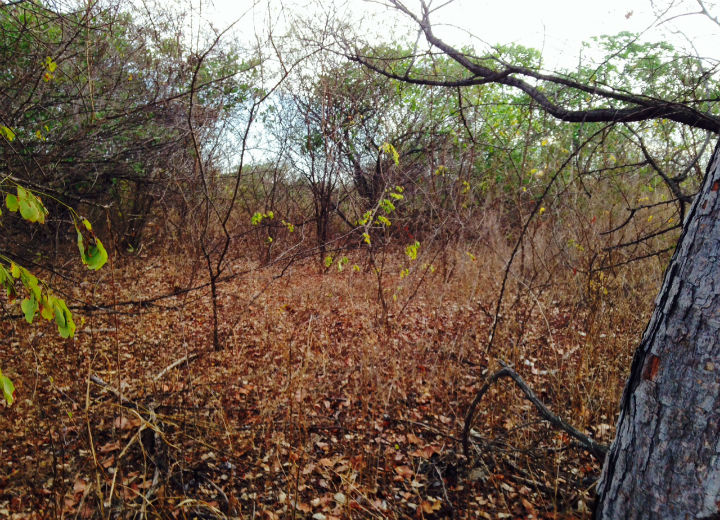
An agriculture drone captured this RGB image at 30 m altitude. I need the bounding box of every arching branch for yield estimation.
[463,364,609,461]
[350,0,720,133]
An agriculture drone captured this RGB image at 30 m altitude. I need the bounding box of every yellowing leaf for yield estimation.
[16,186,48,223]
[44,56,57,73]
[75,218,108,270]
[0,125,15,142]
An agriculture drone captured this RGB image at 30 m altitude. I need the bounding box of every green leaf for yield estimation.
[84,238,107,270]
[76,218,108,270]
[0,371,15,406]
[40,293,55,320]
[5,194,18,212]
[0,264,16,300]
[21,295,38,324]
[16,186,47,224]
[53,298,75,338]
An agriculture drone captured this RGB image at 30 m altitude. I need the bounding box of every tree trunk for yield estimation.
[595,140,720,519]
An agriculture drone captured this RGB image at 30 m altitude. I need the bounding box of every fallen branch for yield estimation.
[153,353,199,382]
[90,374,137,408]
[462,364,608,460]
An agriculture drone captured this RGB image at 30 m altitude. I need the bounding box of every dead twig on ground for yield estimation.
[153,353,200,382]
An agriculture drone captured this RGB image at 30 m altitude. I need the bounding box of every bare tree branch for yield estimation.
[463,364,608,461]
[349,0,720,133]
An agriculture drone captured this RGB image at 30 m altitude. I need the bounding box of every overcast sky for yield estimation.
[195,0,720,69]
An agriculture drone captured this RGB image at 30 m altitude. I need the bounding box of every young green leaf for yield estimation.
[405,241,420,261]
[44,56,57,73]
[5,193,18,212]
[21,295,38,324]
[0,370,15,406]
[53,298,75,338]
[380,142,400,165]
[376,215,391,227]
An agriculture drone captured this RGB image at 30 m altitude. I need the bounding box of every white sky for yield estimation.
[424,0,718,64]
[180,0,719,165]
[196,0,720,69]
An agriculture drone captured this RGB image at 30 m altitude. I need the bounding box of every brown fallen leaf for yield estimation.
[410,444,440,459]
[394,465,414,479]
[421,499,442,513]
[98,440,120,453]
[73,478,88,494]
[521,497,535,512]
[406,432,422,445]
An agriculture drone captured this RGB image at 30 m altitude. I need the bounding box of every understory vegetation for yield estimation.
[0,0,717,518]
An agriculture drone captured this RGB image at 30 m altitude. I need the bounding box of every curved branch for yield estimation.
[462,365,608,461]
[358,0,720,133]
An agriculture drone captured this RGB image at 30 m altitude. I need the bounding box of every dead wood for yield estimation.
[153,353,200,382]
[462,364,608,460]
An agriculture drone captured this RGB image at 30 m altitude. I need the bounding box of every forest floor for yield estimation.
[0,248,662,519]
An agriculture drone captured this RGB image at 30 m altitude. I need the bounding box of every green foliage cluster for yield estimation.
[248,30,716,283]
[0,179,107,405]
[0,0,250,254]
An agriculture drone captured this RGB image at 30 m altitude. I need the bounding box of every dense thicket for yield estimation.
[0,0,249,259]
[1,1,713,273]
[2,1,720,516]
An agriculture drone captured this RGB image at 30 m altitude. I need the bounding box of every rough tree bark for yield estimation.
[595,140,720,519]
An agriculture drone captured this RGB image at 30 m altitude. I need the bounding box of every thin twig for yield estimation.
[153,353,199,382]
